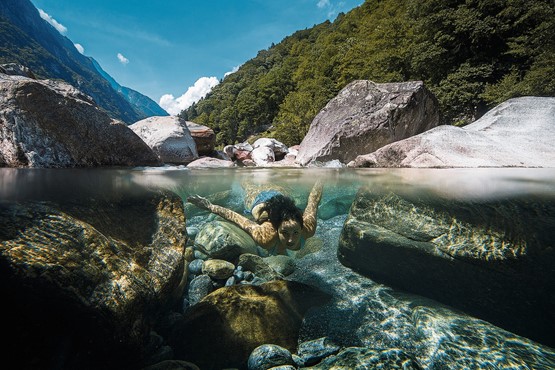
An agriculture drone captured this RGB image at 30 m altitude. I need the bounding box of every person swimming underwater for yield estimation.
[187,181,323,255]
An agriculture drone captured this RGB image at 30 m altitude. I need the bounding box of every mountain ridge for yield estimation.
[0,0,166,123]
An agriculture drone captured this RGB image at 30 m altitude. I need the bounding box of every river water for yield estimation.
[1,166,555,368]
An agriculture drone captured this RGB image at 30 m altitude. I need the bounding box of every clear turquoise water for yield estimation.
[1,167,555,368]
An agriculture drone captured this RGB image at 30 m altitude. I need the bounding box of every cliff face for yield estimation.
[0,0,165,123]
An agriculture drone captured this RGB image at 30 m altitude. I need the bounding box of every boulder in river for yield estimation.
[337,187,555,347]
[296,80,439,166]
[0,73,160,168]
[130,116,198,164]
[0,190,188,369]
[348,97,555,168]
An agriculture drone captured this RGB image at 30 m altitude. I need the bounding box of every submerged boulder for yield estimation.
[0,190,188,368]
[296,80,439,166]
[168,280,330,369]
[348,97,555,168]
[194,220,258,260]
[0,73,160,168]
[337,187,555,347]
[130,116,198,164]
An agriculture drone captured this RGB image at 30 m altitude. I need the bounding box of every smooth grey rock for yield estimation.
[187,275,214,306]
[130,116,198,164]
[187,259,204,275]
[348,97,555,168]
[187,157,235,168]
[195,220,258,261]
[0,73,160,168]
[296,80,439,166]
[238,254,283,282]
[264,255,296,276]
[297,337,340,366]
[248,344,294,370]
[251,146,276,166]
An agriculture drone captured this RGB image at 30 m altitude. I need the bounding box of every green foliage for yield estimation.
[182,0,555,147]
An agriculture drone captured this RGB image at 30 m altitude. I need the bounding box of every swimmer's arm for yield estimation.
[187,195,276,247]
[302,180,323,238]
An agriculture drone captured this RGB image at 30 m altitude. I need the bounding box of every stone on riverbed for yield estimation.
[337,187,555,347]
[201,259,235,280]
[169,280,330,369]
[248,344,295,370]
[194,220,258,260]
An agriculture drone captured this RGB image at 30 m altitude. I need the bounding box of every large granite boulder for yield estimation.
[337,187,555,347]
[0,73,160,168]
[185,121,215,156]
[348,97,555,168]
[296,80,439,166]
[168,280,330,369]
[130,116,198,164]
[288,215,555,369]
[0,190,188,369]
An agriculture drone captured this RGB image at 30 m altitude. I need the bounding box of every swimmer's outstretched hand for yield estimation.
[187,195,212,210]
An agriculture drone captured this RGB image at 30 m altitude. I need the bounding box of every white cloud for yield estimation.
[74,43,85,54]
[38,9,67,35]
[317,0,331,8]
[159,76,220,116]
[117,53,129,65]
[224,65,240,77]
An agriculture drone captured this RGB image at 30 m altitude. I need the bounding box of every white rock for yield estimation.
[251,146,275,166]
[130,116,198,164]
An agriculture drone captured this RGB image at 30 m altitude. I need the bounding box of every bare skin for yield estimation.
[188,181,323,255]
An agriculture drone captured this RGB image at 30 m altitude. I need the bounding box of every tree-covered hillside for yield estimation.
[182,0,555,147]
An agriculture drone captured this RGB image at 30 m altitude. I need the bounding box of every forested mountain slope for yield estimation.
[182,0,555,147]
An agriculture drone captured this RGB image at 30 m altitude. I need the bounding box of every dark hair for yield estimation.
[260,194,303,230]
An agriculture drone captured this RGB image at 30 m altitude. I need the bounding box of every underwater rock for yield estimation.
[305,347,421,369]
[238,253,283,282]
[264,255,296,276]
[201,259,235,280]
[296,337,341,367]
[187,274,214,306]
[129,116,198,164]
[296,80,439,166]
[194,220,258,260]
[169,280,330,370]
[0,190,187,369]
[338,187,555,347]
[318,194,355,220]
[295,237,324,259]
[348,97,555,168]
[247,344,295,370]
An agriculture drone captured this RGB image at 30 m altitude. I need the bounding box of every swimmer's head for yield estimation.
[261,194,303,248]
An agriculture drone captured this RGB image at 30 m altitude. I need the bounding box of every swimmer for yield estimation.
[187,180,323,255]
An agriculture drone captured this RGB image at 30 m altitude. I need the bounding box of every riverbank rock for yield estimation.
[186,121,215,156]
[348,97,555,168]
[337,187,555,347]
[296,80,439,166]
[168,280,330,369]
[194,220,258,260]
[0,73,160,168]
[130,116,198,164]
[186,157,235,168]
[0,190,188,369]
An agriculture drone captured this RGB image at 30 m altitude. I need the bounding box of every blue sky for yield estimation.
[30,0,364,115]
